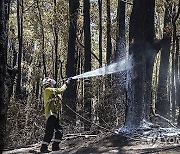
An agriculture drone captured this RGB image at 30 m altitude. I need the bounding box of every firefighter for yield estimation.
[40,77,71,153]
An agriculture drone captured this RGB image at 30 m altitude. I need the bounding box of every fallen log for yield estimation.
[63,134,97,140]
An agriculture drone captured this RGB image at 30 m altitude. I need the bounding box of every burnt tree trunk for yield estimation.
[114,0,126,61]
[177,36,180,126]
[106,0,112,64]
[144,0,155,120]
[98,0,102,67]
[63,0,79,125]
[172,0,180,122]
[0,0,14,152]
[16,0,23,97]
[113,0,126,126]
[0,1,7,152]
[97,0,104,126]
[156,1,173,118]
[122,0,155,131]
[54,0,59,83]
[177,37,180,126]
[175,0,180,126]
[102,0,113,125]
[83,0,92,131]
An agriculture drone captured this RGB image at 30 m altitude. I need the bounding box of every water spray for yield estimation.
[66,56,133,80]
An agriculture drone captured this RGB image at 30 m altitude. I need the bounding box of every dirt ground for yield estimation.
[3,132,180,154]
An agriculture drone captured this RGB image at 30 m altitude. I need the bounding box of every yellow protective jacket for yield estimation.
[43,83,67,119]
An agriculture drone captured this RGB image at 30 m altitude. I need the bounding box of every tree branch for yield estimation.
[76,32,102,65]
[24,1,35,12]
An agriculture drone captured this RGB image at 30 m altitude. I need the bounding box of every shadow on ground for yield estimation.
[62,134,129,154]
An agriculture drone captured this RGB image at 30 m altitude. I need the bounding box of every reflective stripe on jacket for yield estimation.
[43,84,67,119]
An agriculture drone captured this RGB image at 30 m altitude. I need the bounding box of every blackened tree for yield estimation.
[174,0,180,126]
[98,0,102,67]
[106,0,112,64]
[123,0,155,130]
[0,0,15,152]
[172,0,180,121]
[156,0,173,117]
[83,0,92,131]
[16,0,24,97]
[113,0,127,126]
[63,0,79,124]
[144,0,156,120]
[53,0,59,83]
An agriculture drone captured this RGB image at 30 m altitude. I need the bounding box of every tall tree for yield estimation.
[101,0,113,125]
[113,0,126,125]
[83,0,92,130]
[156,0,173,117]
[36,0,47,77]
[171,0,179,121]
[16,0,24,97]
[106,0,112,64]
[144,0,156,120]
[176,36,180,126]
[98,0,102,67]
[0,0,14,152]
[114,0,126,61]
[63,0,79,124]
[123,0,155,130]
[174,0,180,126]
[54,0,59,83]
[97,0,103,124]
[0,1,7,152]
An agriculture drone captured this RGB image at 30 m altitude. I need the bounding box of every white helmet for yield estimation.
[42,77,56,86]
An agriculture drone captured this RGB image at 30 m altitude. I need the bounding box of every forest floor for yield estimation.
[3,131,180,154]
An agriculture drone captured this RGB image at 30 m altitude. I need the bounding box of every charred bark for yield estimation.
[98,0,102,67]
[0,0,14,152]
[122,0,156,131]
[15,0,23,97]
[63,0,79,125]
[54,0,59,83]
[114,0,126,61]
[83,0,92,131]
[144,0,155,120]
[156,1,173,117]
[172,0,180,124]
[113,0,127,126]
[106,0,112,64]
[176,38,180,126]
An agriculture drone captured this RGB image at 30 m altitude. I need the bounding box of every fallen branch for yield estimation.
[140,144,180,154]
[76,31,102,65]
[151,103,176,127]
[153,113,176,128]
[63,134,97,140]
